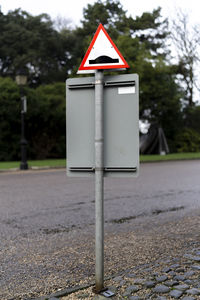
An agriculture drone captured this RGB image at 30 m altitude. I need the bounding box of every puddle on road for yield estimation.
[41,225,77,235]
[111,206,185,224]
[110,214,144,224]
[152,206,185,215]
[91,195,133,204]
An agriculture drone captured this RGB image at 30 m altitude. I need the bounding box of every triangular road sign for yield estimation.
[78,24,129,72]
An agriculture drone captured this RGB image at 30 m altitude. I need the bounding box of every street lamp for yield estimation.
[15,68,28,170]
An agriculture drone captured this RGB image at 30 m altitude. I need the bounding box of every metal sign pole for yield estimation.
[95,69,104,292]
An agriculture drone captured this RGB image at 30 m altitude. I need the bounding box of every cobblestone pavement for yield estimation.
[61,243,200,300]
[43,213,200,300]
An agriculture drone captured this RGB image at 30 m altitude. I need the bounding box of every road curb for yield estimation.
[0,166,66,173]
[28,282,94,300]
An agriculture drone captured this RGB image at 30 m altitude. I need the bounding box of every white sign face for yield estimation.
[78,24,129,72]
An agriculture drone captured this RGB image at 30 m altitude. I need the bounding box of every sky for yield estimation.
[1,0,200,27]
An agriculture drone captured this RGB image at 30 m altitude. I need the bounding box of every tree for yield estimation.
[140,60,183,151]
[0,77,21,161]
[171,10,200,106]
[81,0,127,36]
[26,82,66,159]
[126,7,169,59]
[0,77,66,161]
[0,9,71,85]
[175,127,200,153]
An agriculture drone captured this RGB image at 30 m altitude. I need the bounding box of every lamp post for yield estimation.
[16,68,28,170]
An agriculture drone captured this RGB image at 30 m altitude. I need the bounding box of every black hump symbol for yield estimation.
[89,55,119,64]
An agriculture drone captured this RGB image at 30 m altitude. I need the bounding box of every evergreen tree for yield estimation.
[0,9,70,85]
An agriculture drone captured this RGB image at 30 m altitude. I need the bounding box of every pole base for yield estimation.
[92,286,107,294]
[20,162,28,170]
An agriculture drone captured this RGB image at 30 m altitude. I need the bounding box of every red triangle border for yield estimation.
[78,24,129,71]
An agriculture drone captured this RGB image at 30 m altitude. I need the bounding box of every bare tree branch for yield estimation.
[170,9,200,105]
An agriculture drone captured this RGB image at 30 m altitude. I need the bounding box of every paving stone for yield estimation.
[175,284,189,291]
[162,259,171,263]
[123,285,140,296]
[172,258,180,262]
[129,296,141,300]
[144,267,153,272]
[144,281,156,288]
[155,275,168,283]
[176,268,185,273]
[182,297,195,300]
[184,280,194,285]
[184,254,200,262]
[119,280,127,286]
[165,280,179,287]
[169,289,183,298]
[184,271,195,278]
[140,263,151,269]
[128,285,140,292]
[127,273,137,278]
[155,296,167,300]
[133,278,145,285]
[113,276,123,282]
[162,267,171,273]
[144,292,153,299]
[170,264,180,269]
[185,262,193,266]
[186,288,200,295]
[191,279,199,286]
[191,265,200,270]
[107,286,117,293]
[168,271,176,276]
[174,274,185,281]
[153,285,170,293]
[125,268,132,273]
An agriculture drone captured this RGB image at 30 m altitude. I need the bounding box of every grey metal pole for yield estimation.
[95,69,104,292]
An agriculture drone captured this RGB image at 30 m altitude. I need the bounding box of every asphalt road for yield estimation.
[1,160,200,238]
[0,160,200,299]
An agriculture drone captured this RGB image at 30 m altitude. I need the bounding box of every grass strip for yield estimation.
[1,153,200,170]
[140,152,200,162]
[0,159,66,170]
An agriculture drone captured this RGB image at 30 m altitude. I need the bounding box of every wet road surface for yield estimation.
[1,160,200,237]
[0,160,200,299]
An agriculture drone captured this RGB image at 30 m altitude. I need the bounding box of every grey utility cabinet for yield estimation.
[66,73,139,177]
